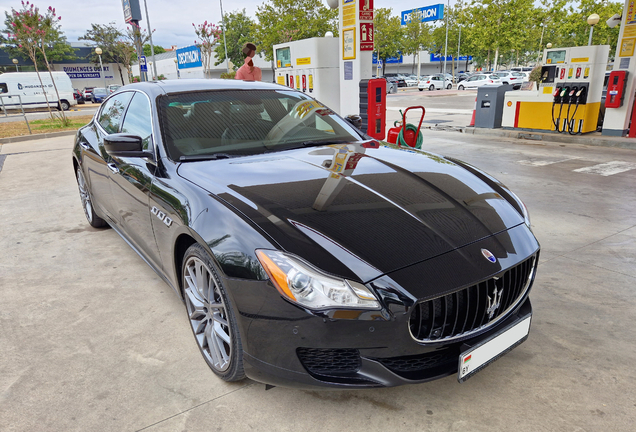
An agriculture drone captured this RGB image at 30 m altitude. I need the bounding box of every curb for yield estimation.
[427,126,636,151]
[0,130,76,144]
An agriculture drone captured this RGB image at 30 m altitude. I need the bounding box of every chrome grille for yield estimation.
[409,256,536,343]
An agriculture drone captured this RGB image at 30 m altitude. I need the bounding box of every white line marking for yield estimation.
[517,157,580,167]
[573,161,636,176]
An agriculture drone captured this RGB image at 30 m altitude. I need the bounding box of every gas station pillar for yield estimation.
[602,0,636,136]
[338,0,374,117]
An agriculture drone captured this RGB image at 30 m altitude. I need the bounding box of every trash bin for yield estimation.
[475,84,512,128]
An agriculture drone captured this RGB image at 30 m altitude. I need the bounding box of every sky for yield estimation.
[0,0,455,48]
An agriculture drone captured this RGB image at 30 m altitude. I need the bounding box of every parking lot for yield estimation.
[1,127,635,431]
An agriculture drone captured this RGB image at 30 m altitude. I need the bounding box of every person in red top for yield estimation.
[235,42,262,81]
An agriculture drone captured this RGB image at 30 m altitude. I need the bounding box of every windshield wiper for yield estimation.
[298,139,350,147]
[179,153,233,162]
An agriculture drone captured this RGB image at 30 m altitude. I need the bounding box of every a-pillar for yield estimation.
[338,0,374,117]
[603,0,636,136]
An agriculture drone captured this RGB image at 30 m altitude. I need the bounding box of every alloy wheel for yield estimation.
[76,168,93,223]
[184,256,232,372]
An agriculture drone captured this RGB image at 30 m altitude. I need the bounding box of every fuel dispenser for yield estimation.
[273,37,341,114]
[502,45,609,134]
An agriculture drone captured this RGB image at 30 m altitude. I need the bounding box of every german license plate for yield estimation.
[458,316,531,382]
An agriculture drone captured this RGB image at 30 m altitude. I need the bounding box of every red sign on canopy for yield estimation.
[359,0,373,20]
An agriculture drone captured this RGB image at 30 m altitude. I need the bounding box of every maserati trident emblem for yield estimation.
[481,248,497,263]
[486,286,503,320]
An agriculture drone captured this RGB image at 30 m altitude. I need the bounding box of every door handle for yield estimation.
[107,163,119,174]
[79,141,90,150]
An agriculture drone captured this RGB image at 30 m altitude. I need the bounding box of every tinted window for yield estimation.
[159,90,363,160]
[121,92,153,150]
[98,92,133,134]
[0,83,8,94]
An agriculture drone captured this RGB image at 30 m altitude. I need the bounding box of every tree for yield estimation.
[143,44,165,56]
[214,9,255,70]
[193,21,221,74]
[2,1,73,121]
[374,8,403,73]
[255,0,338,61]
[80,23,131,84]
[402,17,433,73]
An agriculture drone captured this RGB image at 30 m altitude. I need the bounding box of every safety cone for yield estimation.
[469,97,476,127]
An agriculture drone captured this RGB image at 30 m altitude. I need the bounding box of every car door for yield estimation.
[108,91,162,269]
[83,91,134,221]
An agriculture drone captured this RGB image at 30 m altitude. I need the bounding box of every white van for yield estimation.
[0,71,77,111]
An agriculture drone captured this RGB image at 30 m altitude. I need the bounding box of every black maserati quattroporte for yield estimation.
[72,79,539,389]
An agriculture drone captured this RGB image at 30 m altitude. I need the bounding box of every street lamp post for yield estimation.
[173,59,180,79]
[588,13,600,46]
[538,23,545,62]
[12,59,19,72]
[443,0,449,74]
[95,48,107,90]
[219,0,230,74]
[143,0,159,81]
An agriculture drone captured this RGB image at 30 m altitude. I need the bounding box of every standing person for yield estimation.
[235,42,262,81]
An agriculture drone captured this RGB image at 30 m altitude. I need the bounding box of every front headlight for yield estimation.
[256,250,381,311]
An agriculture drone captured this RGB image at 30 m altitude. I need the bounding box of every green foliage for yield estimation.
[192,21,222,71]
[143,44,166,56]
[220,71,237,79]
[214,9,256,69]
[374,8,403,66]
[255,0,338,61]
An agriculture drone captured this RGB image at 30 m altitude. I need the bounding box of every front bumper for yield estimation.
[238,297,532,389]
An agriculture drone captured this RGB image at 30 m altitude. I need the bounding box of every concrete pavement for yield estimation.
[1,132,635,431]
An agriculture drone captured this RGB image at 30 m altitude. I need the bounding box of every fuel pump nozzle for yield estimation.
[568,87,586,135]
[554,86,570,132]
[565,86,578,134]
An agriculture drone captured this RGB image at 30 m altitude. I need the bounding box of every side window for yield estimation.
[121,93,153,151]
[0,83,8,94]
[98,92,134,134]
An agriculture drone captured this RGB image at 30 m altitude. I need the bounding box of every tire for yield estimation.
[60,100,70,111]
[503,82,508,85]
[182,243,245,382]
[419,88,423,91]
[429,85,435,91]
[458,85,465,90]
[447,84,452,90]
[75,166,108,228]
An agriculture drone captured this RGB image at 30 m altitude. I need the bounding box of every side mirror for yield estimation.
[104,134,153,158]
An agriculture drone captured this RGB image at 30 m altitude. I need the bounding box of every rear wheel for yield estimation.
[429,85,435,91]
[447,83,452,90]
[418,88,423,91]
[75,166,107,228]
[182,244,245,381]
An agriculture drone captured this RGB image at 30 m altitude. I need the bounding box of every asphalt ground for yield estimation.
[1,128,635,431]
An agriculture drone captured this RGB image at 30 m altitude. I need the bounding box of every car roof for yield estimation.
[121,79,288,99]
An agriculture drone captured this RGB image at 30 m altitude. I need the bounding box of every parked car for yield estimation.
[107,84,121,94]
[456,73,470,83]
[91,87,108,103]
[83,87,95,100]
[492,71,526,86]
[418,75,453,91]
[72,79,539,389]
[73,88,85,105]
[457,74,503,90]
[404,76,419,87]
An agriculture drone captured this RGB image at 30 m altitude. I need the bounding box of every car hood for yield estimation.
[177,142,525,282]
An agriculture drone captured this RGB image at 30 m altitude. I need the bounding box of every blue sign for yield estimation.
[139,55,147,72]
[373,52,403,64]
[176,45,203,69]
[430,54,473,62]
[401,5,445,25]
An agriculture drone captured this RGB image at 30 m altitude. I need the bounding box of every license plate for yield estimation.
[458,315,531,382]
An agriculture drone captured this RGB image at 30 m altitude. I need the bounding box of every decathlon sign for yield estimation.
[401,4,445,25]
[176,45,203,69]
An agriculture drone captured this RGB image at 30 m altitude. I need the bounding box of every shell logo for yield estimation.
[507,101,512,107]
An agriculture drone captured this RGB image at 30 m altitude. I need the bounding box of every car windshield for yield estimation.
[159,89,364,160]
[94,88,106,93]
